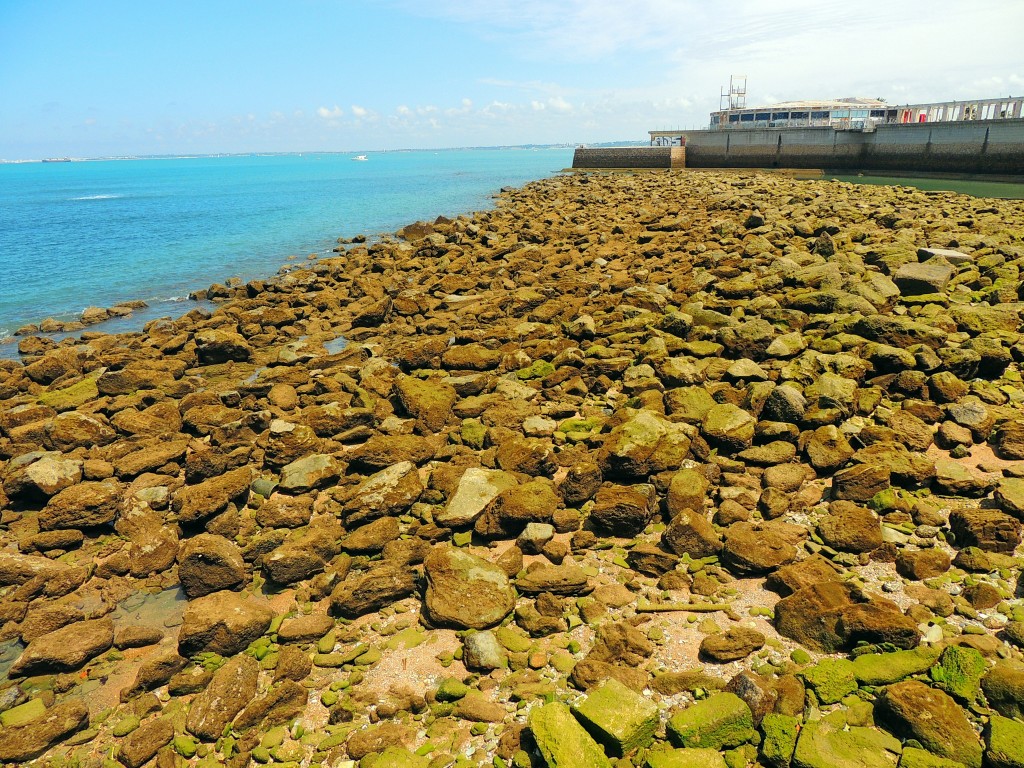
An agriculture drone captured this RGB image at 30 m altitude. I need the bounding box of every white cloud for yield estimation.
[396,105,412,116]
[351,105,369,118]
[316,105,343,119]
[547,96,572,113]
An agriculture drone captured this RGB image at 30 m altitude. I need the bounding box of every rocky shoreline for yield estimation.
[1,169,1023,768]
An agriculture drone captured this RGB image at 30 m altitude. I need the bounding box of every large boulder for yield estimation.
[0,699,89,762]
[10,617,114,676]
[774,582,918,653]
[177,591,273,656]
[342,460,423,525]
[475,478,560,538]
[186,654,260,740]
[597,410,693,478]
[194,328,252,364]
[172,466,251,523]
[39,480,121,530]
[2,453,82,499]
[721,522,797,576]
[329,563,418,618]
[423,546,515,630]
[117,717,174,768]
[589,483,658,537]
[177,534,246,598]
[394,376,457,433]
[701,404,755,453]
[528,702,613,768]
[877,680,982,768]
[434,467,518,528]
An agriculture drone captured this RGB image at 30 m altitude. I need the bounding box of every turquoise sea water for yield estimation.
[0,148,574,345]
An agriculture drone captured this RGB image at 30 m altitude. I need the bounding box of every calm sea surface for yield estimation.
[0,148,574,344]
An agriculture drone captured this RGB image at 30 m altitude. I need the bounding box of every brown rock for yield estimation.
[177,591,273,656]
[347,722,414,760]
[721,521,797,576]
[423,545,515,630]
[39,479,121,530]
[341,460,423,525]
[45,411,116,451]
[0,699,89,762]
[349,434,436,469]
[559,459,603,505]
[254,493,314,528]
[117,717,174,768]
[186,655,260,740]
[816,501,883,553]
[516,564,592,595]
[895,548,951,580]
[341,516,400,554]
[277,613,334,644]
[700,627,766,662]
[877,680,982,768]
[177,533,246,598]
[329,563,418,618]
[394,375,457,433]
[172,466,251,523]
[194,328,252,364]
[233,680,308,731]
[948,508,1021,553]
[661,508,722,558]
[589,483,658,537]
[120,652,188,701]
[475,478,559,538]
[831,462,890,502]
[765,554,841,596]
[10,617,114,676]
[665,467,711,516]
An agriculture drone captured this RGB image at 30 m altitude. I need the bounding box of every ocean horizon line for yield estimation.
[0,140,646,165]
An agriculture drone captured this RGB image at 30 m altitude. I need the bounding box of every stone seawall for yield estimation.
[680,119,1024,175]
[572,146,673,169]
[576,120,1024,175]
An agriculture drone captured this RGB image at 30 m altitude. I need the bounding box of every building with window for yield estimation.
[651,95,1024,146]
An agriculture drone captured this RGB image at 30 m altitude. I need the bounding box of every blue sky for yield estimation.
[1,0,1022,158]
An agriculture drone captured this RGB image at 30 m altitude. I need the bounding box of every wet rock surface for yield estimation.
[1,169,1024,766]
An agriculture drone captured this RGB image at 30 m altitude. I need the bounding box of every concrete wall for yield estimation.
[678,119,1024,175]
[572,147,673,169]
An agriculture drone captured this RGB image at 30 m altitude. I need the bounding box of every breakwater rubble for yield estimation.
[1,169,1024,766]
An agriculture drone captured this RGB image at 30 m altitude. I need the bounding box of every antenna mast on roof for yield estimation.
[720,75,747,111]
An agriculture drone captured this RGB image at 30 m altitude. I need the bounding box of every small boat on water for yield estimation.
[352,154,368,161]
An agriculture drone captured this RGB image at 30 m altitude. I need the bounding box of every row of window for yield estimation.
[714,108,891,125]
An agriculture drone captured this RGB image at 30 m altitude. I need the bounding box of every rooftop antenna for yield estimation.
[720,75,747,111]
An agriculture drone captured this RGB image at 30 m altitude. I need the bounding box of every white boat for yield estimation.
[352,154,368,161]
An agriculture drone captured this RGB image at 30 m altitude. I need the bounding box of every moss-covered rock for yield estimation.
[38,376,99,411]
[760,713,799,768]
[667,692,754,750]
[792,717,901,768]
[982,659,1024,719]
[986,715,1024,768]
[572,677,659,757]
[529,701,613,768]
[899,747,967,768]
[929,645,986,703]
[645,748,729,768]
[802,658,857,705]
[852,647,940,686]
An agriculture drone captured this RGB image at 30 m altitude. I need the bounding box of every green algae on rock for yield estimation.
[528,701,613,768]
[572,677,659,757]
[667,692,754,751]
